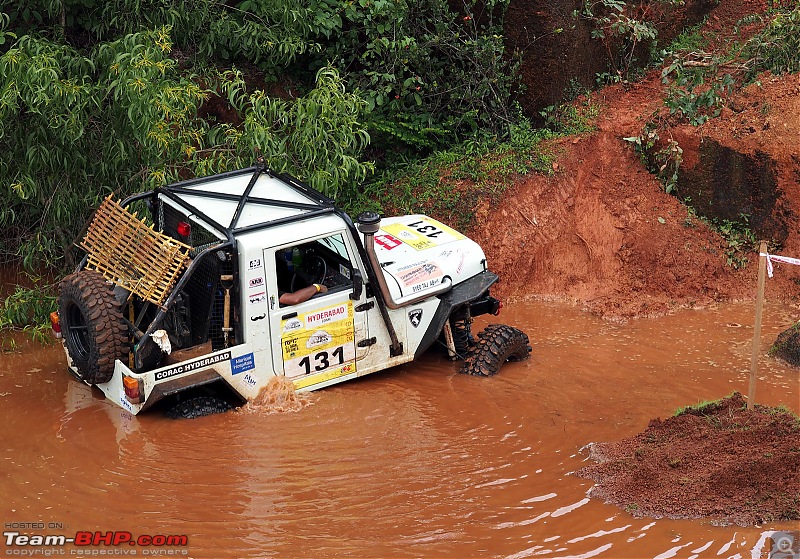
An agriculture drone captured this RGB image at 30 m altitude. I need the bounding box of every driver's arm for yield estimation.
[279,283,328,306]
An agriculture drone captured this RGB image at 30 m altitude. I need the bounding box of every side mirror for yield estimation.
[350,269,363,300]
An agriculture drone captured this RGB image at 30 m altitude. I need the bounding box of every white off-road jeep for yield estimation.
[56,163,530,417]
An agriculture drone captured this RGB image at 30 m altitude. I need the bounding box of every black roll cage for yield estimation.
[109,163,403,362]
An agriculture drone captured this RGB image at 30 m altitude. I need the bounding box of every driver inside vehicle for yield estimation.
[276,249,328,306]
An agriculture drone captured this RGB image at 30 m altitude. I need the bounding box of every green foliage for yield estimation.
[0,277,57,346]
[0,28,207,269]
[653,3,798,132]
[661,57,734,125]
[673,392,740,416]
[0,12,16,47]
[234,66,373,197]
[0,0,522,334]
[345,119,556,231]
[741,4,800,78]
[656,19,707,61]
[575,0,683,80]
[36,0,518,151]
[655,139,683,194]
[0,281,55,329]
[0,28,371,271]
[624,121,683,194]
[91,0,323,76]
[327,0,518,148]
[682,200,756,269]
[540,94,599,135]
[1,0,90,38]
[5,0,521,153]
[715,214,756,269]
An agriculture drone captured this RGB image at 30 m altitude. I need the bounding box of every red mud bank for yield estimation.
[472,73,758,319]
[476,0,800,320]
[574,393,800,526]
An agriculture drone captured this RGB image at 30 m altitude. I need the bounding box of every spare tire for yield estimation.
[58,270,129,384]
[460,324,531,377]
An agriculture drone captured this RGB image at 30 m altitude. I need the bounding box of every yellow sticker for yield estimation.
[382,218,465,251]
[281,301,356,379]
[292,362,356,390]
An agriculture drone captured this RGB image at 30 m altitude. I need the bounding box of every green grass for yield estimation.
[342,124,560,232]
[653,19,709,64]
[673,392,800,423]
[673,392,741,416]
[343,99,602,231]
[540,93,600,136]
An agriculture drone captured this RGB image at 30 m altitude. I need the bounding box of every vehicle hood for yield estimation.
[371,215,488,300]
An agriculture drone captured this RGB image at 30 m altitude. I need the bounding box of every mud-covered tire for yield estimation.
[58,271,129,385]
[166,395,232,419]
[460,324,531,377]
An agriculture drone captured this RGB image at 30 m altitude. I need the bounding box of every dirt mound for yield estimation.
[772,322,800,366]
[475,0,800,319]
[472,73,756,318]
[574,393,800,526]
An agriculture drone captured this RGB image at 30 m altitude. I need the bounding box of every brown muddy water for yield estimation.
[1,301,798,559]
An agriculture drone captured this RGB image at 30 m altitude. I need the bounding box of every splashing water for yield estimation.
[243,375,312,413]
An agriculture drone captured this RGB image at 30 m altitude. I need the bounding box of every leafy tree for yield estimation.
[0,27,370,269]
[93,0,323,75]
[325,0,517,147]
[0,28,204,268]
[189,65,372,197]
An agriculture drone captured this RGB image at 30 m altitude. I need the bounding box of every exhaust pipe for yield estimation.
[357,212,452,309]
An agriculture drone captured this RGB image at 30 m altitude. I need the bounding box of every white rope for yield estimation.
[759,252,800,278]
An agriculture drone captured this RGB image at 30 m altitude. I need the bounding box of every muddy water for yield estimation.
[1,301,798,559]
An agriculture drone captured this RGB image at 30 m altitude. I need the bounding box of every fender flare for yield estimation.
[414,271,499,359]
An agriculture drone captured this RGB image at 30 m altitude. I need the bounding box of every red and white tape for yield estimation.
[760,252,800,278]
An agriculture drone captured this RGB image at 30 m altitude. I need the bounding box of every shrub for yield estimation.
[0,29,370,269]
[741,4,800,78]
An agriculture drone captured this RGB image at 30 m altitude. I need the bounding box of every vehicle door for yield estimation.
[264,231,371,390]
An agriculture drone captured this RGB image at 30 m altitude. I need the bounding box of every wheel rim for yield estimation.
[66,302,90,361]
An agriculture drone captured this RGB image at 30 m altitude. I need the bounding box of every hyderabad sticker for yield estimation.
[280,301,357,379]
[305,303,350,328]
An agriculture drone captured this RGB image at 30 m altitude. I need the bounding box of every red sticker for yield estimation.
[375,234,402,250]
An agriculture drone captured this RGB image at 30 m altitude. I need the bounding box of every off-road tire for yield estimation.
[460,324,531,376]
[58,270,129,384]
[166,395,232,419]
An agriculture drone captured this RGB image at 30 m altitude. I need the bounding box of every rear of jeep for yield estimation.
[58,188,247,416]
